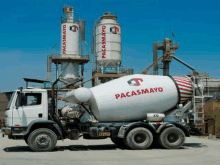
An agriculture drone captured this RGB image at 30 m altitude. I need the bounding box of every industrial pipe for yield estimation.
[172,56,195,71]
[141,55,164,74]
[51,78,67,135]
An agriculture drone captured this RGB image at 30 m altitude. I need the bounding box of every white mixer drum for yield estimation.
[89,74,180,122]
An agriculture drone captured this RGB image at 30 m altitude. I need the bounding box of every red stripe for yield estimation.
[177,83,192,88]
[175,80,191,85]
[174,78,190,82]
[173,76,190,81]
[176,77,187,80]
[180,92,192,95]
[176,82,191,86]
[179,88,192,92]
[174,78,191,83]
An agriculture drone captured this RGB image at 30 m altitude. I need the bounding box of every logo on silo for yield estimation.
[127,78,143,86]
[70,25,78,32]
[62,25,67,54]
[110,26,119,34]
[102,26,106,58]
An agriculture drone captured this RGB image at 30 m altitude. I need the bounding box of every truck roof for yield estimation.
[15,88,47,92]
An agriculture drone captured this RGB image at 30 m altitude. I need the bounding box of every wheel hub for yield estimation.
[134,133,146,143]
[35,134,50,148]
[167,133,179,143]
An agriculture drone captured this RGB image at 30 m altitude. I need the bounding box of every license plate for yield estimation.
[99,132,111,136]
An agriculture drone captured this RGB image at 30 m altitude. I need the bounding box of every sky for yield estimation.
[0,0,220,92]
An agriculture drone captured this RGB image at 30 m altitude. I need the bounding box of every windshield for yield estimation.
[6,91,16,110]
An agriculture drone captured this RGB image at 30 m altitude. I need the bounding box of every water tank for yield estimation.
[95,12,121,67]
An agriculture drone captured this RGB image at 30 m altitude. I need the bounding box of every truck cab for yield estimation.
[3,88,49,136]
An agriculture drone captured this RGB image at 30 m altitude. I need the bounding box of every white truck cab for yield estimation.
[3,88,48,135]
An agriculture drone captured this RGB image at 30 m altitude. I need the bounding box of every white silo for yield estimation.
[94,12,121,71]
[60,5,80,83]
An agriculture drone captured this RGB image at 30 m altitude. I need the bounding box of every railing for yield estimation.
[192,76,205,127]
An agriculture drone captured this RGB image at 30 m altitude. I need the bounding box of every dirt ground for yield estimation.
[0,135,219,165]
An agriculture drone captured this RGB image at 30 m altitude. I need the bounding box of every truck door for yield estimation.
[12,92,45,127]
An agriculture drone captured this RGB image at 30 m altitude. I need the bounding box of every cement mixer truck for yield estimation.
[2,74,204,151]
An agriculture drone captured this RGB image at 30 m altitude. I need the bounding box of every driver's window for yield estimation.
[15,93,42,107]
[24,93,42,106]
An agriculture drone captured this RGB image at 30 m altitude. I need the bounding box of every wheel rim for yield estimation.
[167,133,179,143]
[35,134,50,148]
[134,133,146,143]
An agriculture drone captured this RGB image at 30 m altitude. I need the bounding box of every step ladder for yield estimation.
[192,76,205,127]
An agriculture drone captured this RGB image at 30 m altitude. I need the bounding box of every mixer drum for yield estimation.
[88,74,192,122]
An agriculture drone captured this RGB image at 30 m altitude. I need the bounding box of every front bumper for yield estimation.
[2,127,11,137]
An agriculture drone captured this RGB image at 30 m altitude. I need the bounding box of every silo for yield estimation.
[94,12,121,69]
[60,5,80,83]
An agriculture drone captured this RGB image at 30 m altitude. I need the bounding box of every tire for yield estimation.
[111,137,127,147]
[27,128,57,152]
[124,127,153,150]
[159,127,185,149]
[25,138,28,145]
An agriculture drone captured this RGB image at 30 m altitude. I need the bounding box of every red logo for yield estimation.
[115,87,164,99]
[110,26,119,34]
[127,78,143,86]
[70,25,78,32]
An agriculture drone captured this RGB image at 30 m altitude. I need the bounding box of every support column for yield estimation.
[55,63,58,115]
[94,76,99,86]
[153,42,159,75]
[163,61,170,76]
[47,55,52,81]
[81,64,84,87]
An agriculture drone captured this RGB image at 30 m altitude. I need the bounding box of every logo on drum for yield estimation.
[110,26,119,34]
[127,78,143,86]
[70,25,78,32]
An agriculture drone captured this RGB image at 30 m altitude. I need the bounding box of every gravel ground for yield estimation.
[0,135,219,165]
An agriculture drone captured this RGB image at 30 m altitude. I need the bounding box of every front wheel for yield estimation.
[27,128,57,152]
[25,138,28,145]
[158,127,185,149]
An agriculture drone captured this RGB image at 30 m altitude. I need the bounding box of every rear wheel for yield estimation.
[158,127,185,149]
[25,138,28,145]
[27,128,57,152]
[124,127,153,150]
